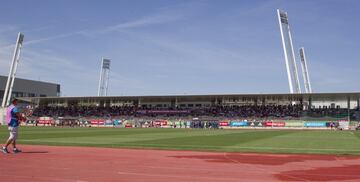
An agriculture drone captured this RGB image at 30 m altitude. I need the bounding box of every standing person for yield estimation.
[1,99,23,154]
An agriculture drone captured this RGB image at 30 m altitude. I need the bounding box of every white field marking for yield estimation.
[223,153,308,182]
[117,171,264,182]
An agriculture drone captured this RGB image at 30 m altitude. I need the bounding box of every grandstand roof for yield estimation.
[21,92,360,104]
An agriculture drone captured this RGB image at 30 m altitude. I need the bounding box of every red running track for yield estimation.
[1,145,360,182]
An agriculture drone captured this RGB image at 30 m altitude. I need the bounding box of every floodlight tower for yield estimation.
[97,58,111,96]
[299,47,312,93]
[277,9,301,93]
[1,32,24,107]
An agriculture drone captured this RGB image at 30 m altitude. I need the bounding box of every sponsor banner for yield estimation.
[105,120,113,125]
[39,117,52,120]
[37,117,53,124]
[265,122,285,127]
[230,121,248,127]
[37,120,53,124]
[304,122,327,127]
[219,122,229,126]
[248,122,262,127]
[153,120,168,126]
[137,110,191,114]
[285,121,304,127]
[90,119,105,125]
[250,121,263,127]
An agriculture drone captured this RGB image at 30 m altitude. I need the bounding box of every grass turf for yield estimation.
[1,126,360,155]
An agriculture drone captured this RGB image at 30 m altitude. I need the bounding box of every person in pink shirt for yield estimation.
[2,99,24,154]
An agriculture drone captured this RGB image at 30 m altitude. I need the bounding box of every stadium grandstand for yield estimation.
[19,92,360,129]
[1,9,359,130]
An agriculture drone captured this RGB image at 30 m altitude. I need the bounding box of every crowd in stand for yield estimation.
[306,107,349,118]
[32,104,303,118]
[195,105,303,118]
[33,106,137,117]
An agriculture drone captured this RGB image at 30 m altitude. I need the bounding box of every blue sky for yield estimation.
[0,0,359,96]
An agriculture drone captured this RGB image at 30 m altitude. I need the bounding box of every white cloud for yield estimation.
[78,12,185,37]
[0,9,185,48]
[121,31,279,72]
[105,14,183,32]
[0,9,186,96]
[25,32,80,46]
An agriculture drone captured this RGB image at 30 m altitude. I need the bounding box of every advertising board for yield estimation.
[219,122,229,126]
[304,122,327,127]
[285,121,304,127]
[90,119,105,125]
[230,121,248,127]
[265,121,285,127]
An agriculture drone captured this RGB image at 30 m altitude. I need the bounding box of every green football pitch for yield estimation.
[1,126,360,155]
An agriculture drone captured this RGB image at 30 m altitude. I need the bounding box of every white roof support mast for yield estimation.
[277,9,302,94]
[97,58,111,97]
[1,32,24,107]
[299,47,312,93]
